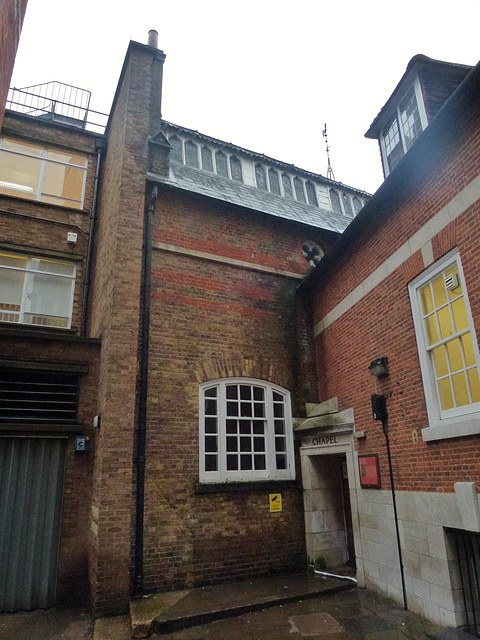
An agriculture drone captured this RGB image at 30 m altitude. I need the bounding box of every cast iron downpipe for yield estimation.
[133,184,158,597]
[81,141,105,336]
[382,416,408,610]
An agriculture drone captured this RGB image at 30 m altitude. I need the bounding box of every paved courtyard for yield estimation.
[0,580,476,640]
[157,587,471,640]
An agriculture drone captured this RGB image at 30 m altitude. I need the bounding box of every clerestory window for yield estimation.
[199,378,295,483]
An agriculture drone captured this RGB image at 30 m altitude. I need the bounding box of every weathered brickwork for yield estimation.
[87,42,166,615]
[0,334,100,604]
[0,108,102,607]
[309,108,480,495]
[139,186,329,592]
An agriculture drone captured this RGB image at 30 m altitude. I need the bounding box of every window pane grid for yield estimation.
[384,115,404,171]
[200,380,292,481]
[400,88,422,150]
[0,253,75,329]
[418,262,480,414]
[0,138,87,209]
[203,387,218,471]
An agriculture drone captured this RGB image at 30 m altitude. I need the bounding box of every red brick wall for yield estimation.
[139,188,329,591]
[308,107,480,494]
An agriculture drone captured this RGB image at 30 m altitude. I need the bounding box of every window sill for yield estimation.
[195,479,301,494]
[0,323,101,343]
[0,192,88,213]
[422,414,480,442]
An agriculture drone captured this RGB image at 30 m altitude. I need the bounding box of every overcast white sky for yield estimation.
[11,0,480,194]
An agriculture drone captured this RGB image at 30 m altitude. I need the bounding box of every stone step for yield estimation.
[129,572,355,638]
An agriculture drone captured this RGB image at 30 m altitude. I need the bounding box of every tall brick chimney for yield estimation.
[88,36,167,616]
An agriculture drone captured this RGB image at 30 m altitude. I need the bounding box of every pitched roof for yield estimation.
[365,54,472,139]
[147,162,351,233]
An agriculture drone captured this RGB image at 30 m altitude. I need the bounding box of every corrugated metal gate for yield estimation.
[0,437,67,612]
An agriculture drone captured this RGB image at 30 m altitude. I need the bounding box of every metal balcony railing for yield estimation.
[6,81,108,134]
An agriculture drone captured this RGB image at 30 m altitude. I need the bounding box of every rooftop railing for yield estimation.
[6,81,108,134]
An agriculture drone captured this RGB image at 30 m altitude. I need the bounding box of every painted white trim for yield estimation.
[409,250,480,439]
[199,377,295,483]
[314,173,480,336]
[153,241,305,280]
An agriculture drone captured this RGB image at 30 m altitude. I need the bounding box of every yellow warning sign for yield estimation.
[269,493,282,512]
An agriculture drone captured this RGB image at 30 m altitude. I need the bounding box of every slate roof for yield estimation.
[147,162,351,234]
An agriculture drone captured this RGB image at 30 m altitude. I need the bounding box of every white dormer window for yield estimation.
[380,80,427,176]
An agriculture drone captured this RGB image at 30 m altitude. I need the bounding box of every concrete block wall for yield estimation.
[355,485,472,627]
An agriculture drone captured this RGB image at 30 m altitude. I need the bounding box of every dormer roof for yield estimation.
[365,54,472,139]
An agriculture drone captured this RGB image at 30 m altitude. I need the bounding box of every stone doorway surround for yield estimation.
[294,398,365,586]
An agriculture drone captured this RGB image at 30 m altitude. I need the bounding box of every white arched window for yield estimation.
[199,378,295,483]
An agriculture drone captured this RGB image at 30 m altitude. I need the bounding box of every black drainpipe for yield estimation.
[382,417,408,610]
[81,140,105,336]
[133,183,158,597]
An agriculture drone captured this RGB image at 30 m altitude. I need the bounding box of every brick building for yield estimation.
[298,55,480,632]
[0,0,27,128]
[6,28,479,634]
[0,33,368,615]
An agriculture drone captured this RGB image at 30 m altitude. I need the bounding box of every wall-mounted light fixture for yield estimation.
[368,356,389,378]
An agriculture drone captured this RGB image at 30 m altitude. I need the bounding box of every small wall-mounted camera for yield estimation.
[67,232,78,245]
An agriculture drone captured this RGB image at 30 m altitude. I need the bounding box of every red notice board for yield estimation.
[358,454,381,488]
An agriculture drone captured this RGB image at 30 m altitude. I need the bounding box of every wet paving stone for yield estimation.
[341,614,395,634]
[290,612,347,635]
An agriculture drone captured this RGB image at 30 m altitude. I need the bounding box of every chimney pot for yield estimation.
[147,30,158,48]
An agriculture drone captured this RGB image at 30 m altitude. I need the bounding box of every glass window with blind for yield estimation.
[0,137,87,209]
[0,252,76,328]
[199,378,295,483]
[409,251,480,433]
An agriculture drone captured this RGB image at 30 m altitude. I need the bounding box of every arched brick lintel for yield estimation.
[194,356,293,391]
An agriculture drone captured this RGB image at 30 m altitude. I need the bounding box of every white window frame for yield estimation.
[199,377,295,483]
[409,250,480,441]
[380,76,428,177]
[0,252,76,329]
